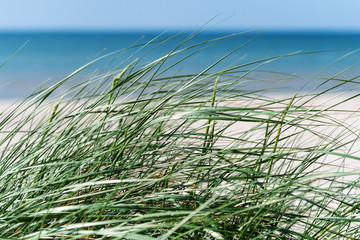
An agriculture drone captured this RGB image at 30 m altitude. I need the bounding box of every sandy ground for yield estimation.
[0,93,359,174]
[0,99,20,112]
[193,92,360,175]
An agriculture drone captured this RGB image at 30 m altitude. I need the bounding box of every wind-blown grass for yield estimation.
[1,32,360,239]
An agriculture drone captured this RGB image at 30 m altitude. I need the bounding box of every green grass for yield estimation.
[1,32,360,239]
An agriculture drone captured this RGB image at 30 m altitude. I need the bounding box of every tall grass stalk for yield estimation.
[0,33,360,239]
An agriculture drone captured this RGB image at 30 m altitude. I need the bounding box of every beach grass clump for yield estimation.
[1,33,360,239]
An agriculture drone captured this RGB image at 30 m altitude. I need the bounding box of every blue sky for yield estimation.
[1,0,360,31]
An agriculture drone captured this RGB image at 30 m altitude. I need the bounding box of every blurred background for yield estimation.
[1,0,360,97]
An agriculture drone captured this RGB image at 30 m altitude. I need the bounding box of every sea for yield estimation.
[1,30,360,98]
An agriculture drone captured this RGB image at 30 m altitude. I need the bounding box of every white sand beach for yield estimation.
[1,93,359,173]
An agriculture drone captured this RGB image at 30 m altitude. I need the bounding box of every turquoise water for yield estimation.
[1,31,360,97]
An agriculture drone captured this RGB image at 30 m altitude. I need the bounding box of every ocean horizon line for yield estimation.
[1,28,360,36]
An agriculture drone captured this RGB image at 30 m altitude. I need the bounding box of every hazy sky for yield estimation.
[1,0,360,31]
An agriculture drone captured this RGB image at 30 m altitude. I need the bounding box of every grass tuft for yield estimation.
[0,32,360,239]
